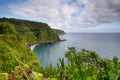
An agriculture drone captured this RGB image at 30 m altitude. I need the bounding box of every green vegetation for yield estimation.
[42,47,120,80]
[0,22,43,79]
[0,18,60,79]
[0,17,60,43]
[0,17,120,80]
[52,29,65,35]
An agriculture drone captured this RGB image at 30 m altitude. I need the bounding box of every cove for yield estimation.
[33,33,120,67]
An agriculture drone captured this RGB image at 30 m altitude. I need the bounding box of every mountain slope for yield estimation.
[0,17,60,44]
[52,29,65,35]
[0,18,61,79]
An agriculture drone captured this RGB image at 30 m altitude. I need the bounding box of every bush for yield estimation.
[43,47,120,80]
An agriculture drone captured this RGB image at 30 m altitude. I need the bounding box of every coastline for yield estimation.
[30,43,39,50]
[29,39,67,51]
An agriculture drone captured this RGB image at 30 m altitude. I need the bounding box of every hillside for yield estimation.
[0,17,60,44]
[0,17,60,79]
[52,29,65,35]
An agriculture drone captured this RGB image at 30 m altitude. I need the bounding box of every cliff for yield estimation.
[52,29,65,35]
[0,17,61,79]
[0,17,60,44]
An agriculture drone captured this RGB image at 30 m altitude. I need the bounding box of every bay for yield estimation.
[33,33,120,67]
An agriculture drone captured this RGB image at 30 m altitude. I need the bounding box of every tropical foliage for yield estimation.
[0,19,60,79]
[0,22,41,73]
[43,47,120,80]
[0,17,60,43]
[0,18,120,80]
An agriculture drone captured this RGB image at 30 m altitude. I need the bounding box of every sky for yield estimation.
[0,0,120,33]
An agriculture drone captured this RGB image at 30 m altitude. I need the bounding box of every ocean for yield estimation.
[33,33,120,67]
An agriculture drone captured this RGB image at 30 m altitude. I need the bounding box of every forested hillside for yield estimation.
[0,22,43,79]
[0,17,60,43]
[52,29,65,35]
[0,17,60,79]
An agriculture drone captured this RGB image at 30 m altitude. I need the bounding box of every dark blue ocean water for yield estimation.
[33,33,120,67]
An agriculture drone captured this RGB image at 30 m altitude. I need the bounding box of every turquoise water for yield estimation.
[33,33,120,67]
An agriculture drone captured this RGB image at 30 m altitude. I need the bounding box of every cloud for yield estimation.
[8,0,120,29]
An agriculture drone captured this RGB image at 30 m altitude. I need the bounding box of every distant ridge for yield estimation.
[52,28,65,35]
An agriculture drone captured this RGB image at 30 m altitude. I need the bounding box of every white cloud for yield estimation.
[8,0,120,30]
